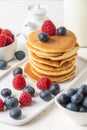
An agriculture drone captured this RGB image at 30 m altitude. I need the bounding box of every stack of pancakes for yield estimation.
[24,30,79,82]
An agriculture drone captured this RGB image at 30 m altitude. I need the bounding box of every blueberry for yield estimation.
[50,82,60,96]
[82,97,87,108]
[13,67,23,76]
[23,86,35,97]
[1,88,12,98]
[38,32,50,42]
[67,88,77,98]
[71,93,84,105]
[15,50,25,60]
[0,60,7,70]
[9,107,22,119]
[4,96,18,109]
[79,106,87,112]
[59,94,70,105]
[57,27,66,36]
[66,103,79,111]
[77,84,87,96]
[39,90,52,101]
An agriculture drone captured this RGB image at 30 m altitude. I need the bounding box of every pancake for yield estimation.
[31,62,75,76]
[28,30,77,53]
[24,28,79,83]
[26,42,63,57]
[30,52,77,67]
[35,43,79,60]
[31,59,75,71]
[24,63,75,82]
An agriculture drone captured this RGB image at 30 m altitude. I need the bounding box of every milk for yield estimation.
[64,0,87,47]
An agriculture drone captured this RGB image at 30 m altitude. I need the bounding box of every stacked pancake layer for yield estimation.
[24,30,79,82]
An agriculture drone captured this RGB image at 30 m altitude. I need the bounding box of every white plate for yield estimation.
[0,56,27,78]
[0,56,87,126]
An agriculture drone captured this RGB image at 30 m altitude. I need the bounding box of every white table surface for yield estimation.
[0,0,87,129]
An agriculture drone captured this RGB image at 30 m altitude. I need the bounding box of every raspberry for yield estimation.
[1,29,14,39]
[12,74,26,90]
[6,36,14,46]
[37,78,52,90]
[0,28,2,34]
[19,92,32,106]
[0,99,4,111]
[0,34,7,47]
[41,20,56,36]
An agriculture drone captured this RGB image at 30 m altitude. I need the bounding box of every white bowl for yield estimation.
[55,90,87,126]
[0,40,17,61]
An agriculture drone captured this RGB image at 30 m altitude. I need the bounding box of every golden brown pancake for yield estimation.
[24,29,79,83]
[31,59,75,71]
[30,52,77,67]
[24,63,75,82]
[27,42,63,57]
[31,62,75,76]
[27,30,77,53]
[35,43,79,60]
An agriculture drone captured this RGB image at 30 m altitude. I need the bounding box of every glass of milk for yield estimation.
[64,0,87,47]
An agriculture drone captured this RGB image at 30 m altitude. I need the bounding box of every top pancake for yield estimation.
[27,30,77,53]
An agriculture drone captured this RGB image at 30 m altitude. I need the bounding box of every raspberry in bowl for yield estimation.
[0,28,17,61]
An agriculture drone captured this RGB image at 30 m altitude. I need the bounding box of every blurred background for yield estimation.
[0,0,64,34]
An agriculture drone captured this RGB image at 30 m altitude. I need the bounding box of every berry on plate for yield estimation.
[9,107,22,119]
[23,86,35,97]
[15,50,25,60]
[12,74,26,90]
[37,77,52,90]
[0,60,7,70]
[50,82,60,96]
[0,99,4,111]
[39,90,52,101]
[41,20,56,36]
[13,67,23,76]
[4,96,18,109]
[19,92,32,106]
[38,32,50,42]
[1,88,12,98]
[1,29,14,39]
[0,34,7,47]
[57,26,67,36]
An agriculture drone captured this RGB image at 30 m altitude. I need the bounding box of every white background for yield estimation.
[0,0,64,35]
